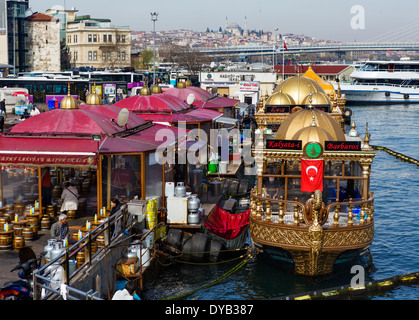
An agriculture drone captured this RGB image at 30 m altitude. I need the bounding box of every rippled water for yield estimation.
[143,104,419,300]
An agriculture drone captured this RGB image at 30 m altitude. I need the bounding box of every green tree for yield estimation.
[140,49,154,70]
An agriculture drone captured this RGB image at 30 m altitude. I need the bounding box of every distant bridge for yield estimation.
[197,42,419,58]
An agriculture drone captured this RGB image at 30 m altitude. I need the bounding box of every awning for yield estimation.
[0,136,98,168]
[214,116,239,125]
[98,123,185,154]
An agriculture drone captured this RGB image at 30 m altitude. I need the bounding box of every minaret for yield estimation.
[244,16,248,37]
[225,16,228,30]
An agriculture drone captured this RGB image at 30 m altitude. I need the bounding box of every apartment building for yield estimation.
[66,15,131,69]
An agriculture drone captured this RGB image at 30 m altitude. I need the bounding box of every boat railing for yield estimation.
[250,189,374,228]
[32,205,154,300]
[349,82,419,89]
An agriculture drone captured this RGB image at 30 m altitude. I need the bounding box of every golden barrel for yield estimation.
[22,227,33,241]
[14,204,25,215]
[0,217,9,230]
[52,185,61,199]
[41,216,51,230]
[0,232,13,251]
[76,251,85,269]
[29,223,38,237]
[0,207,5,215]
[67,210,77,220]
[12,223,23,236]
[13,235,25,251]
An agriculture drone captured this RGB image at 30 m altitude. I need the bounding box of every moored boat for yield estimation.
[338,60,419,104]
[249,73,376,276]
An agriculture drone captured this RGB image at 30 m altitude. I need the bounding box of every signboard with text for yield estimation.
[325,141,361,151]
[266,139,302,150]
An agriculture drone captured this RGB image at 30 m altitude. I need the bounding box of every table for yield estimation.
[11,220,28,235]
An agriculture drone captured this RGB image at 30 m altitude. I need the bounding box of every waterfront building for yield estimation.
[66,15,131,70]
[26,13,61,72]
[274,65,354,83]
[200,70,277,105]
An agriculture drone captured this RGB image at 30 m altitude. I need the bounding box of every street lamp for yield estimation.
[150,12,159,85]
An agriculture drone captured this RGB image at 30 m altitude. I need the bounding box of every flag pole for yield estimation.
[282,42,285,82]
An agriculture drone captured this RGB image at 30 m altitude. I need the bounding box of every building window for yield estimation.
[107,52,111,60]
[122,35,126,43]
[122,52,126,61]
[108,34,112,42]
[93,51,97,60]
[117,52,120,60]
[93,34,97,42]
[116,35,120,42]
[88,51,92,60]
[88,34,92,42]
[102,52,106,60]
[68,36,71,44]
[103,34,107,42]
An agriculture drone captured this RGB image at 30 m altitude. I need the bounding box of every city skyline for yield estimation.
[30,0,419,43]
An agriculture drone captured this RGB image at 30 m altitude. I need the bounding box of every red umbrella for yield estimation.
[12,91,30,97]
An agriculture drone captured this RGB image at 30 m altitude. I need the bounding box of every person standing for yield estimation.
[60,181,79,213]
[41,167,52,206]
[0,99,6,118]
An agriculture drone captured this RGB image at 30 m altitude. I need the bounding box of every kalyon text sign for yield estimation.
[154,122,258,175]
[266,139,302,151]
[325,141,361,151]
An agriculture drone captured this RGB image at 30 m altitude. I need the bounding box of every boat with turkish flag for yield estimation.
[249,72,376,276]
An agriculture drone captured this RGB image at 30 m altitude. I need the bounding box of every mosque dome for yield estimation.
[140,86,151,95]
[60,85,78,109]
[274,75,326,105]
[151,84,163,94]
[86,92,103,105]
[301,91,331,106]
[177,82,187,89]
[265,91,296,106]
[275,108,346,143]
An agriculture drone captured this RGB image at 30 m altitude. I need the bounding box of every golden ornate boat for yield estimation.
[249,71,376,276]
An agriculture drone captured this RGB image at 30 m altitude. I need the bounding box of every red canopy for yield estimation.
[204,205,250,240]
[0,136,97,167]
[9,107,148,137]
[114,93,191,113]
[194,96,240,110]
[163,87,213,102]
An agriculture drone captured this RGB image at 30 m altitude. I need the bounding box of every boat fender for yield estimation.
[166,229,183,249]
[208,239,224,263]
[190,233,209,261]
[385,92,390,97]
[343,107,352,118]
[404,94,409,99]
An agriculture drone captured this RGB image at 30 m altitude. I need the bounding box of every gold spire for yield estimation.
[60,83,78,109]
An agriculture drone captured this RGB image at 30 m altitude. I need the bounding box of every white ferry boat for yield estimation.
[338,60,419,104]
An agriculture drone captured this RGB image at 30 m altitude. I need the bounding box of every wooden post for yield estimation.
[141,153,146,200]
[97,155,102,215]
[38,167,43,216]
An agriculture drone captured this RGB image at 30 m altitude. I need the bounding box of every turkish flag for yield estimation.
[283,42,289,51]
[301,159,324,192]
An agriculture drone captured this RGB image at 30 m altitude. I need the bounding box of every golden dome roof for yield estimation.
[60,84,78,109]
[275,108,345,142]
[86,92,103,105]
[291,124,335,147]
[303,66,336,100]
[274,75,326,105]
[185,79,193,87]
[301,91,331,106]
[177,82,186,89]
[140,86,151,95]
[265,91,296,106]
[151,84,163,94]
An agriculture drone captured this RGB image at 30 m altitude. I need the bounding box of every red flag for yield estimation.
[283,42,289,51]
[301,159,323,192]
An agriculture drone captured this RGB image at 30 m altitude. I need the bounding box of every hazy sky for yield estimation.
[30,0,419,42]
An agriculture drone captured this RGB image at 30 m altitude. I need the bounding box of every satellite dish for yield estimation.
[187,93,195,105]
[117,108,130,127]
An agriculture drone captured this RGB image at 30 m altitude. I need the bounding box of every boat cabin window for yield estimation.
[262,160,365,205]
